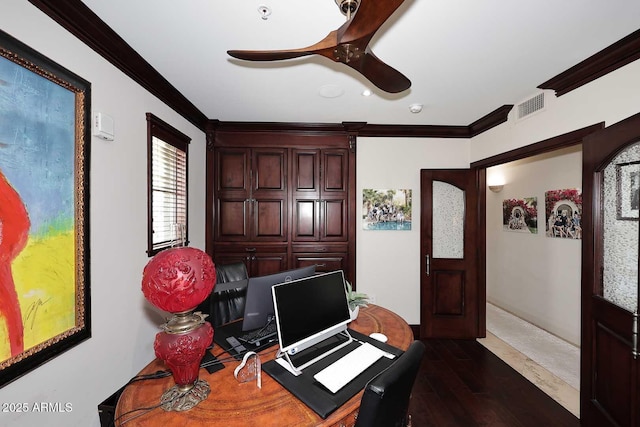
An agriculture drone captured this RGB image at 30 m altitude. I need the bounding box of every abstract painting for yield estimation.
[0,30,90,387]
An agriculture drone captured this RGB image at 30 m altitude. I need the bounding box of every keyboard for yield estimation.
[313,342,386,393]
[238,322,277,345]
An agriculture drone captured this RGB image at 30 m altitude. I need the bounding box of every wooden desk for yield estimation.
[115,305,412,426]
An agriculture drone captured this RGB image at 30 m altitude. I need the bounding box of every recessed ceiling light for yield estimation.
[409,103,423,113]
[361,89,372,97]
[318,84,344,98]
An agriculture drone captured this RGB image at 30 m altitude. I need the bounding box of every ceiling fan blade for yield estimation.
[227,49,313,61]
[228,30,339,61]
[226,0,410,93]
[346,50,411,93]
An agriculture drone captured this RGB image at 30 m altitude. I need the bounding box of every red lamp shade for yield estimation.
[141,247,216,313]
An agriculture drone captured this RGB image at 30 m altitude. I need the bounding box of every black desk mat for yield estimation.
[262,329,403,419]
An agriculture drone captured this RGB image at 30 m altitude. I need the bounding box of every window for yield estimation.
[146,113,190,256]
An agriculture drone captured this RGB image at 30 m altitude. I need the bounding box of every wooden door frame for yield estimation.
[581,113,640,425]
[469,123,604,340]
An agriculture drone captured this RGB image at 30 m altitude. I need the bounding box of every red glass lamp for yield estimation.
[141,247,216,411]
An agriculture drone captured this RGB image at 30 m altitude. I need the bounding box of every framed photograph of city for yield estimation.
[0,29,91,387]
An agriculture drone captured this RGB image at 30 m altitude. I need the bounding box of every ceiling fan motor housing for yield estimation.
[336,0,359,16]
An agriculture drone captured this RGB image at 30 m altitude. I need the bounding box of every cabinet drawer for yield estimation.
[293,254,346,273]
[213,243,288,253]
[291,243,348,253]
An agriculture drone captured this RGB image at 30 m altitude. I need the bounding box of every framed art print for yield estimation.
[616,161,640,220]
[0,29,91,387]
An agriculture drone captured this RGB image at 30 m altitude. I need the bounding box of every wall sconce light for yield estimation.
[488,185,504,193]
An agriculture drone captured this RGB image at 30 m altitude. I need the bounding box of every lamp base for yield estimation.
[159,379,211,412]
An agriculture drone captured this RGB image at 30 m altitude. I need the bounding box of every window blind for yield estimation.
[151,136,187,251]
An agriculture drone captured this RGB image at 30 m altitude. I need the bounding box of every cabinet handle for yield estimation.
[245,247,257,252]
[316,263,327,268]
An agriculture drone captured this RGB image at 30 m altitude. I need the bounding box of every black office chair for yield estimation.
[354,340,425,427]
[195,262,248,327]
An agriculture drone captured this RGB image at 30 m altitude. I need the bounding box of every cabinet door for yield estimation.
[292,150,320,241]
[216,148,250,196]
[320,198,348,241]
[215,148,251,241]
[292,149,349,242]
[322,149,348,194]
[251,149,288,241]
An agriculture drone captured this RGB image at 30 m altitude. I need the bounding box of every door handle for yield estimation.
[425,254,430,276]
[633,311,638,360]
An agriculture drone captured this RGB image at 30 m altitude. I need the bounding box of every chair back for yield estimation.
[195,262,248,327]
[355,340,425,427]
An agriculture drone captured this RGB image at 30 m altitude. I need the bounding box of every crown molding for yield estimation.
[539,28,640,96]
[27,0,209,132]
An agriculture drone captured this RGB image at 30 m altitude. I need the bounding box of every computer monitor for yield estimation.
[241,265,316,332]
[271,270,352,372]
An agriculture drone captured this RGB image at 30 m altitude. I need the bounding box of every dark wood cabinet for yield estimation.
[211,244,288,277]
[292,149,349,242]
[207,129,356,283]
[215,147,287,242]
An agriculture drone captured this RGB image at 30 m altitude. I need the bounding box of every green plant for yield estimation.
[345,280,369,310]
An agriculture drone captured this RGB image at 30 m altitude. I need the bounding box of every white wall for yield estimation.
[356,138,469,324]
[0,2,206,426]
[486,147,582,345]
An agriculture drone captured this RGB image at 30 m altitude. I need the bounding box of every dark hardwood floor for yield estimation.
[408,339,580,427]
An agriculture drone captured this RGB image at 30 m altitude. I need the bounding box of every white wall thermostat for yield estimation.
[93,112,115,141]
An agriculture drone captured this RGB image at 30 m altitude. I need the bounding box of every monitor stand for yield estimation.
[278,330,353,375]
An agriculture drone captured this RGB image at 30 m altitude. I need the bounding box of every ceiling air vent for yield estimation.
[517,92,545,120]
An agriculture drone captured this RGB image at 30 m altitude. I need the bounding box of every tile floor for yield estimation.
[478,303,580,418]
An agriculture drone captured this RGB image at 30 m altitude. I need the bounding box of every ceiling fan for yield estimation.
[227,0,411,94]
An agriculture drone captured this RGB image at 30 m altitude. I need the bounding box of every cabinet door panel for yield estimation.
[322,199,347,240]
[217,149,249,193]
[293,199,319,240]
[253,199,286,240]
[217,199,248,240]
[323,150,348,193]
[253,149,286,192]
[293,150,319,193]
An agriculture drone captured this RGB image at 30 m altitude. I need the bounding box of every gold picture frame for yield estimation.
[0,29,91,387]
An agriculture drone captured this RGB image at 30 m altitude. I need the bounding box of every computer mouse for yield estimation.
[369,332,387,343]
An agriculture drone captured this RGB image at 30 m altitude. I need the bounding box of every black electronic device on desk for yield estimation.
[263,329,403,419]
[262,269,404,419]
[214,265,316,359]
